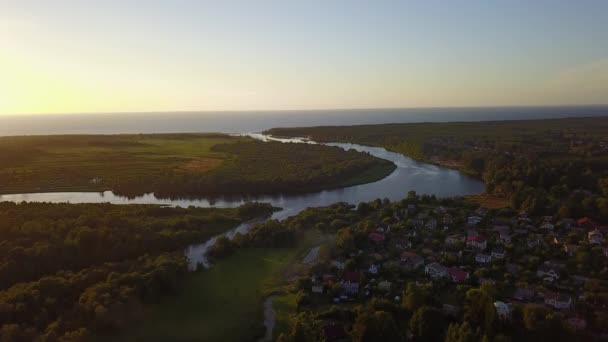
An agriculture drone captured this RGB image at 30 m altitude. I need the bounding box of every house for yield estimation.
[466,235,487,250]
[475,253,492,264]
[400,251,425,271]
[491,248,506,259]
[445,234,465,246]
[394,238,412,250]
[512,287,535,302]
[498,233,512,244]
[369,232,386,244]
[537,264,560,281]
[378,280,392,292]
[527,238,540,248]
[544,293,572,310]
[312,284,324,294]
[494,301,511,320]
[588,229,604,245]
[540,222,555,230]
[368,264,378,275]
[443,214,453,225]
[331,259,346,270]
[425,262,448,279]
[342,271,361,294]
[425,218,438,230]
[447,268,469,283]
[566,316,587,332]
[467,216,483,226]
[578,217,596,228]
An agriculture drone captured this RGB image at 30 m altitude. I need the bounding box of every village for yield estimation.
[292,201,608,340]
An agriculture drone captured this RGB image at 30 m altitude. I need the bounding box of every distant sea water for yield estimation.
[1,105,607,136]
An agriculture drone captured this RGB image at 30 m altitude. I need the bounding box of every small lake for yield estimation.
[0,134,484,267]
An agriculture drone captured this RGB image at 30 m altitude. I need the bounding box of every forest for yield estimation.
[0,201,273,341]
[267,116,608,220]
[0,134,395,198]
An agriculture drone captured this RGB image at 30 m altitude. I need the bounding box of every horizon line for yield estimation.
[2,103,608,117]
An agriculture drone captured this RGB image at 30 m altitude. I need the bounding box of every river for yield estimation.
[0,134,484,267]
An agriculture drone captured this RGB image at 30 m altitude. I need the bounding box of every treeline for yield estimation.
[0,201,273,340]
[267,117,608,219]
[113,141,396,197]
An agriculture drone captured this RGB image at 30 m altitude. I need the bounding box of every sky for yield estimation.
[1,0,607,115]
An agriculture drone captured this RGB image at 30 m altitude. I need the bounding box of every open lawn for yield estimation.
[0,134,242,194]
[0,133,395,197]
[108,248,300,342]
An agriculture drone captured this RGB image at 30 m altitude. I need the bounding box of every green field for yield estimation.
[0,134,241,193]
[0,133,395,196]
[109,247,300,342]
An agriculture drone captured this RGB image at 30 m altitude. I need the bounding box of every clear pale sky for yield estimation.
[1,0,607,115]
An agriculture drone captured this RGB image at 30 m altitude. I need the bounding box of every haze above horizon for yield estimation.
[1,1,607,115]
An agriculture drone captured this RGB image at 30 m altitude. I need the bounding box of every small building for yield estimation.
[425,262,448,279]
[491,248,506,260]
[466,235,487,250]
[566,316,587,332]
[369,232,386,244]
[400,251,425,271]
[494,301,511,320]
[312,284,324,294]
[498,233,512,244]
[331,259,346,270]
[447,268,469,283]
[342,271,361,294]
[467,216,483,226]
[540,222,555,230]
[445,234,465,246]
[475,253,492,264]
[368,264,378,275]
[527,238,540,248]
[544,293,572,310]
[378,280,392,292]
[537,264,560,281]
[588,229,604,245]
[512,287,535,302]
[425,218,438,230]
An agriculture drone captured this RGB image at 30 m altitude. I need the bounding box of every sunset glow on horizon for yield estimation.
[1,0,607,115]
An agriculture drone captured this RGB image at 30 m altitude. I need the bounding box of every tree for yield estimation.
[409,306,445,342]
[445,322,477,342]
[402,283,429,312]
[352,309,401,342]
[277,312,324,342]
[463,286,496,334]
[336,228,355,253]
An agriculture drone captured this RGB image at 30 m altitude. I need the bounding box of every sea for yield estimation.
[1,105,607,136]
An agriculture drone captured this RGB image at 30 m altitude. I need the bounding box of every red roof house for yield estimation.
[448,268,470,283]
[369,232,386,244]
